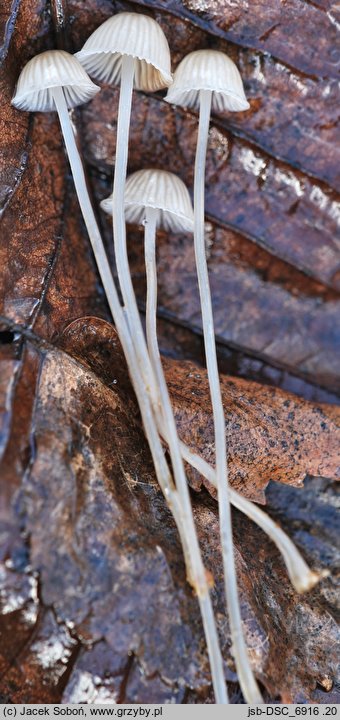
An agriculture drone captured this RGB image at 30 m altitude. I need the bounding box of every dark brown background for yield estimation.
[0,0,339,704]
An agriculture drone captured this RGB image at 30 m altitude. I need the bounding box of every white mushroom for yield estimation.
[11,49,190,613]
[75,14,173,417]
[165,49,261,704]
[108,167,194,231]
[13,50,99,110]
[75,12,172,90]
[103,167,325,597]
[101,168,228,703]
[122,169,194,379]
[101,169,194,452]
[165,48,249,113]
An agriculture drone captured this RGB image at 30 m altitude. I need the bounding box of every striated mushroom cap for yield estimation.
[165,49,249,113]
[12,50,100,112]
[101,169,194,232]
[75,12,172,92]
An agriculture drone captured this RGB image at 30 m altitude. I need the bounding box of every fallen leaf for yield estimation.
[60,317,340,503]
[124,220,340,396]
[1,0,339,705]
[132,0,340,80]
[87,88,340,290]
[0,331,338,703]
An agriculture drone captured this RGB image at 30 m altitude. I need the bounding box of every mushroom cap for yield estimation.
[101,169,194,232]
[75,12,172,92]
[12,50,100,112]
[165,49,249,113]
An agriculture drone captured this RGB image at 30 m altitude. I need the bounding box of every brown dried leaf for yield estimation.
[87,88,340,291]
[0,332,338,703]
[125,220,340,396]
[132,0,340,80]
[60,317,340,503]
[165,358,340,502]
[1,0,339,706]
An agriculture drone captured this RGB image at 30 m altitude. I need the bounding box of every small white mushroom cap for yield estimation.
[75,12,172,92]
[12,50,100,112]
[165,49,249,113]
[101,169,194,232]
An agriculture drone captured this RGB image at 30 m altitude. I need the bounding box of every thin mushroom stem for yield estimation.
[112,55,160,407]
[139,176,322,617]
[111,55,228,703]
[51,86,207,637]
[142,199,317,694]
[195,88,262,704]
[54,82,227,703]
[177,441,326,594]
[52,85,187,537]
[144,207,158,366]
[143,205,228,703]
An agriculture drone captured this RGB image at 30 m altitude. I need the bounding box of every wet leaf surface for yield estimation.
[0,0,339,705]
[124,221,340,395]
[88,89,340,291]
[61,318,340,504]
[132,0,340,80]
[0,331,339,703]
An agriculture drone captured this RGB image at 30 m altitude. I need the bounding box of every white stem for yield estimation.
[111,56,160,409]
[143,207,228,703]
[142,204,321,594]
[52,85,180,535]
[110,64,228,702]
[51,89,207,641]
[144,208,158,365]
[177,442,324,594]
[195,89,262,704]
[51,89,318,705]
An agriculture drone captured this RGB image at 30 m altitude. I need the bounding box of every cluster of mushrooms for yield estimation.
[12,12,326,704]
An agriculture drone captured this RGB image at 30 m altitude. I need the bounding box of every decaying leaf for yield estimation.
[60,317,340,503]
[88,88,340,291]
[1,0,339,706]
[0,328,339,703]
[166,358,340,502]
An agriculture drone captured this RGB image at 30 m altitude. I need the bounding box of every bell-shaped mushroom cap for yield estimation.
[12,50,100,112]
[75,12,172,92]
[101,169,194,232]
[165,49,249,113]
